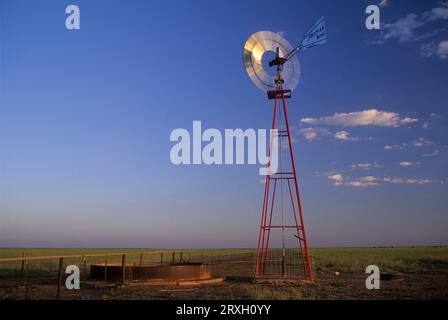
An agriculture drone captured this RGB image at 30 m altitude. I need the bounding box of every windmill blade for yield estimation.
[243,31,300,92]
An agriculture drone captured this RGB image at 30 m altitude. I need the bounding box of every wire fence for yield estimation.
[185,248,315,278]
[0,249,315,299]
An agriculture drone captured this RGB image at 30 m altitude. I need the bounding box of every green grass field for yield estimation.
[1,247,447,274]
[309,247,448,272]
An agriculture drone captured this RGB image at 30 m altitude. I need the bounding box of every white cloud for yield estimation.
[300,128,318,141]
[385,138,434,151]
[401,117,419,124]
[301,109,418,127]
[328,174,344,186]
[383,177,432,184]
[437,40,448,59]
[327,174,379,188]
[421,41,437,58]
[382,14,424,42]
[325,173,432,187]
[413,28,447,42]
[334,131,349,140]
[399,161,415,167]
[379,0,389,8]
[360,176,378,182]
[345,181,379,188]
[413,138,433,147]
[343,176,379,188]
[334,131,359,141]
[329,174,344,181]
[384,143,409,151]
[424,2,448,21]
[299,127,330,141]
[421,40,448,60]
[376,3,448,51]
[328,174,343,182]
[351,163,383,170]
[422,150,440,157]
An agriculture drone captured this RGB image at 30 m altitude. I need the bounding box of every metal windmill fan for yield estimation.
[243,17,327,93]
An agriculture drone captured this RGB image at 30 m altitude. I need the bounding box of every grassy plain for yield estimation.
[1,246,447,272]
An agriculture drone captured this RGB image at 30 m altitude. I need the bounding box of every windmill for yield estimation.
[243,17,326,279]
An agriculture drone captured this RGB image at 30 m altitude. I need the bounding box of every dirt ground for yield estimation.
[2,270,447,300]
[2,248,448,300]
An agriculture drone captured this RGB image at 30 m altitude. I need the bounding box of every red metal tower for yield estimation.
[255,71,312,279]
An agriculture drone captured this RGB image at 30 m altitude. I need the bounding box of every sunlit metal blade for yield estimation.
[243,31,300,92]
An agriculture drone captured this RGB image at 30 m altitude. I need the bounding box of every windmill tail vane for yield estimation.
[300,16,327,49]
[283,17,327,63]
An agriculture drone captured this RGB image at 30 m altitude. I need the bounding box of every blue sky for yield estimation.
[0,0,447,248]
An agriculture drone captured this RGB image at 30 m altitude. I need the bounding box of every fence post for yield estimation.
[21,250,25,273]
[180,252,183,263]
[161,252,163,264]
[56,257,64,300]
[121,254,126,284]
[172,251,175,264]
[139,253,143,266]
[23,260,28,299]
[82,255,87,274]
[102,258,107,283]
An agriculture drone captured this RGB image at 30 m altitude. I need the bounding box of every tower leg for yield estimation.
[282,95,312,278]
